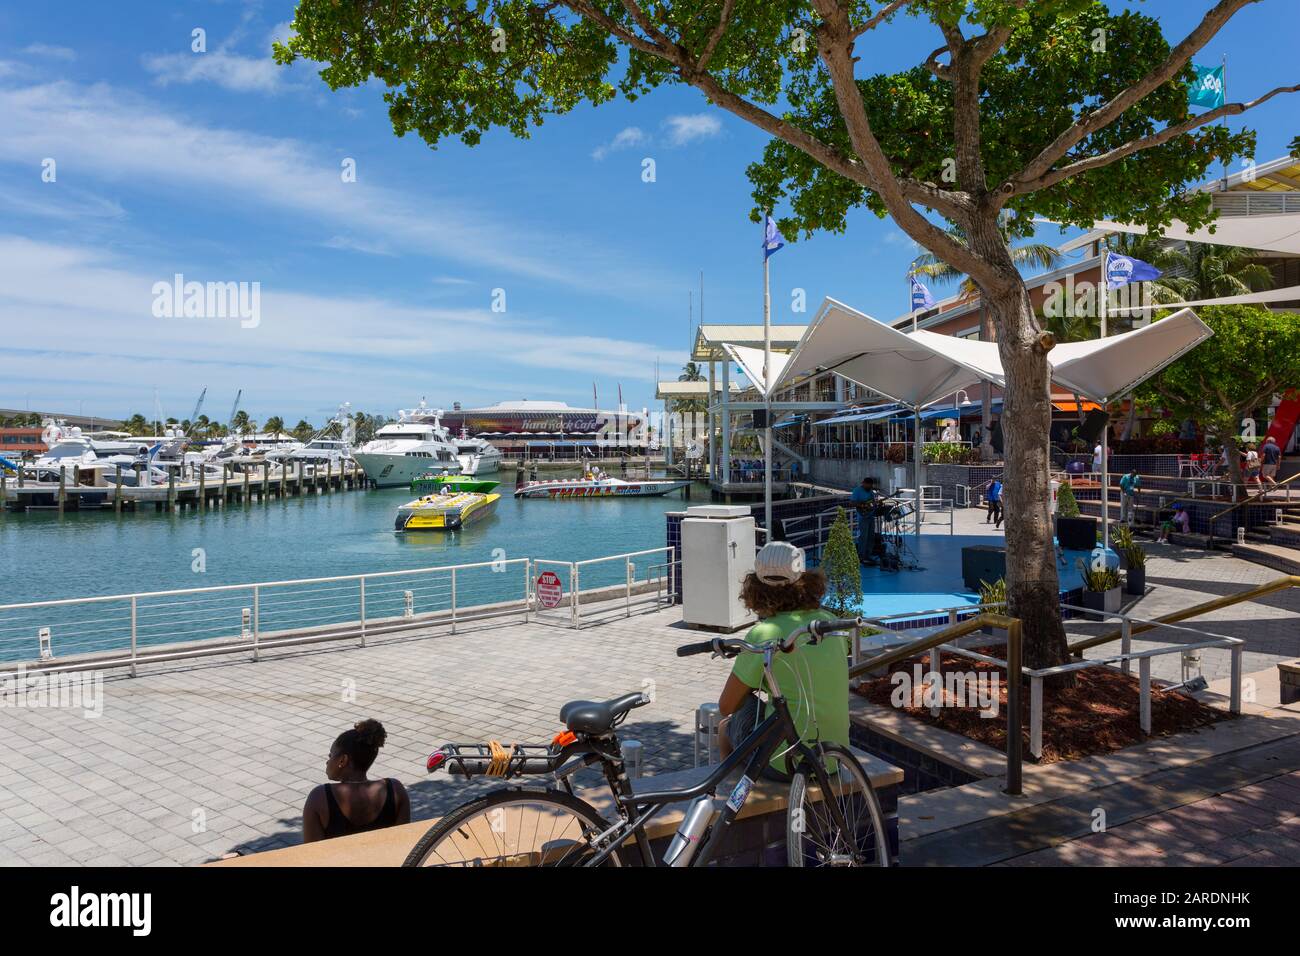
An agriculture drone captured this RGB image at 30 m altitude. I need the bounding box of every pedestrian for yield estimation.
[1118,468,1141,525]
[985,477,1003,529]
[1261,435,1281,489]
[1244,443,1262,488]
[1092,440,1103,475]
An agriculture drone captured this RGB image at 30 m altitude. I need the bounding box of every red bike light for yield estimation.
[426,750,448,773]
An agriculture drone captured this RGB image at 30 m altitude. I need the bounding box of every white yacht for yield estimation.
[351,402,462,488]
[452,432,502,476]
[289,438,354,466]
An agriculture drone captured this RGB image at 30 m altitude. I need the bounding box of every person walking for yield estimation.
[1119,468,1142,525]
[1261,435,1281,490]
[985,478,1003,529]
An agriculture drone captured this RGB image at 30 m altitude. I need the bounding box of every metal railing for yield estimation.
[1207,471,1300,546]
[1211,192,1300,217]
[805,441,913,463]
[0,546,681,673]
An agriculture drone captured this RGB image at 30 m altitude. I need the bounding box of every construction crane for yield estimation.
[227,390,242,431]
[189,388,207,426]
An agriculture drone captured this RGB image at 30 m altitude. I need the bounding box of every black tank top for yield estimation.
[322,779,398,839]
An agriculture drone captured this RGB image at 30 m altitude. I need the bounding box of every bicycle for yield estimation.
[403,616,889,867]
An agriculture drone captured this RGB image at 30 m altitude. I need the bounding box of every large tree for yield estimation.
[1137,305,1300,494]
[277,0,1296,668]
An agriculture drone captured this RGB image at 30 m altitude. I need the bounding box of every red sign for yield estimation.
[536,571,564,609]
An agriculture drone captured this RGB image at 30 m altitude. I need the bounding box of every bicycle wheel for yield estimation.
[787,743,889,867]
[403,788,624,867]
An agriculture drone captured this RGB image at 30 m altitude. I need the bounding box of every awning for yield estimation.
[918,398,1003,421]
[1051,400,1102,413]
[1049,309,1213,401]
[721,343,791,397]
[777,300,999,409]
[814,405,905,427]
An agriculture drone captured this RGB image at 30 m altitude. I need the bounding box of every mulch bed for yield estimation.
[853,646,1229,764]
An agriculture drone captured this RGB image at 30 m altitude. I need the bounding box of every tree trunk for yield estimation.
[979,311,995,462]
[969,224,1072,673]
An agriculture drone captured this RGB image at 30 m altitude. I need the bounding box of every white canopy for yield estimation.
[777,298,996,409]
[1048,308,1212,401]
[1081,215,1300,257]
[721,343,791,398]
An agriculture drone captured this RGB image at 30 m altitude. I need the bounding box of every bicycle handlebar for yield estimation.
[675,617,863,660]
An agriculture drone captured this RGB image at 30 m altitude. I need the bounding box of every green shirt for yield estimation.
[730,608,850,773]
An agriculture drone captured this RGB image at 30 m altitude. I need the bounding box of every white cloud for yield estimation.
[662,113,722,146]
[0,80,671,295]
[0,182,125,221]
[592,126,646,161]
[141,50,284,94]
[22,44,76,61]
[320,235,397,257]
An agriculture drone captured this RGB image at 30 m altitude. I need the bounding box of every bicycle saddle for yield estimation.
[560,692,649,735]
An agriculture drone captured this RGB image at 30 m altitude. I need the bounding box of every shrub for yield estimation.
[821,507,863,615]
[1056,481,1081,518]
[978,577,1006,608]
[1078,560,1120,592]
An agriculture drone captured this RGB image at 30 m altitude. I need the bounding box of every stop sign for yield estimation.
[536,570,564,609]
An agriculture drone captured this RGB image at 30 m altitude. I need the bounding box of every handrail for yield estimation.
[1068,574,1300,655]
[1207,471,1300,544]
[849,612,1022,795]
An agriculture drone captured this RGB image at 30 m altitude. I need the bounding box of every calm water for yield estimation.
[0,477,704,661]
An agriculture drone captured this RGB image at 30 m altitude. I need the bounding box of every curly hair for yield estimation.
[740,569,827,619]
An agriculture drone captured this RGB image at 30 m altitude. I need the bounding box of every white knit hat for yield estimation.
[754,541,806,583]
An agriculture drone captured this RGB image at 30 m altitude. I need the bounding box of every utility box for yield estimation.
[681,506,756,632]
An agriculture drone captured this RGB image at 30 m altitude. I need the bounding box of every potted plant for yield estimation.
[977,578,1009,643]
[821,508,863,615]
[1122,541,1147,595]
[1055,481,1097,551]
[1111,524,1134,570]
[1078,560,1122,619]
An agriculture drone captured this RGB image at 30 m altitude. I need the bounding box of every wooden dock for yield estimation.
[0,461,366,514]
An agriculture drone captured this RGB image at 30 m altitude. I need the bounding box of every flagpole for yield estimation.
[763,214,773,538]
[1099,251,1110,551]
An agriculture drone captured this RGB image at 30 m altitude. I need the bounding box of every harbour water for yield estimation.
[0,476,706,662]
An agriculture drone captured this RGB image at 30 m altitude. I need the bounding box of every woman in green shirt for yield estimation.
[716,541,848,780]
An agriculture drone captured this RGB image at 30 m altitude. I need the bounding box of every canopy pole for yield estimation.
[762,218,773,537]
[1100,256,1110,552]
[914,406,922,538]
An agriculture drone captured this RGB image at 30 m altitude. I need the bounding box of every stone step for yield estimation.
[1228,540,1300,576]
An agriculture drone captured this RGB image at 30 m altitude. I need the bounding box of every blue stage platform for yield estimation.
[851,532,1091,624]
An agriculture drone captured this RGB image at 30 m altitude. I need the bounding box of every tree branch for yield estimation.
[1011,0,1259,195]
[695,0,737,72]
[852,0,911,40]
[1011,83,1300,195]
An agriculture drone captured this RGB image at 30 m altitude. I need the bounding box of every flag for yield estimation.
[1187,64,1225,109]
[762,215,786,259]
[1104,251,1163,289]
[909,274,935,311]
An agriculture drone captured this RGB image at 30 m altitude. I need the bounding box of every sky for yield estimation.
[0,1,1295,427]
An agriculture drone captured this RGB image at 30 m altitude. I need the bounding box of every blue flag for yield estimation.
[1188,64,1225,109]
[1105,251,1162,289]
[762,215,785,259]
[910,274,935,311]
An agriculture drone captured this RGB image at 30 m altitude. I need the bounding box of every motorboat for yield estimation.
[352,401,462,488]
[513,468,690,500]
[394,490,500,531]
[289,438,353,466]
[411,474,500,495]
[452,432,502,476]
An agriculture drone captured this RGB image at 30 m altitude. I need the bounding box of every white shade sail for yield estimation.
[779,299,1212,407]
[721,343,791,398]
[776,299,998,409]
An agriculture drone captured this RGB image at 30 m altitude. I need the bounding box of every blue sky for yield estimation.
[0,1,1295,426]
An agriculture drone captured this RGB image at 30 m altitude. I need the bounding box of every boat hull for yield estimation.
[513,479,690,499]
[411,475,500,495]
[356,452,459,488]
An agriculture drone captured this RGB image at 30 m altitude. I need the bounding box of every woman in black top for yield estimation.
[303,719,411,843]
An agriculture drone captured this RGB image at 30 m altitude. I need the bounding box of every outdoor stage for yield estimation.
[851,530,1092,625]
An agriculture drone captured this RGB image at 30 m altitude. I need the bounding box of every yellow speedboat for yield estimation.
[394,491,500,531]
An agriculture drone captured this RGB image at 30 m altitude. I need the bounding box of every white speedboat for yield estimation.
[352,401,462,488]
[514,468,690,500]
[452,433,502,476]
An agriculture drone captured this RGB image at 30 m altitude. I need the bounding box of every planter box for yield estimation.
[1125,566,1146,595]
[1055,515,1097,551]
[1081,586,1122,620]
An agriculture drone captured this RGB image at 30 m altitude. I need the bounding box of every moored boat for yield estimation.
[410,474,500,495]
[394,491,500,531]
[513,469,689,500]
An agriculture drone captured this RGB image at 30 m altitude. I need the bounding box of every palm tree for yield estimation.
[1151,242,1274,300]
[264,416,285,437]
[123,413,151,436]
[911,219,1064,461]
[230,410,252,436]
[292,419,314,442]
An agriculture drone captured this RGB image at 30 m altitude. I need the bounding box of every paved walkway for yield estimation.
[0,604,728,866]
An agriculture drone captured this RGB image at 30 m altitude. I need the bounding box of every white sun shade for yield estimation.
[777,298,999,409]
[721,343,791,397]
[1049,308,1212,401]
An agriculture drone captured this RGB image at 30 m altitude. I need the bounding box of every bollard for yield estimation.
[1236,526,1246,544]
[1181,647,1203,684]
[694,702,721,767]
[39,627,53,661]
[404,590,414,619]
[622,739,643,779]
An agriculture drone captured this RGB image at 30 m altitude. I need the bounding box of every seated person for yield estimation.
[1158,503,1191,543]
[717,542,848,781]
[303,719,411,842]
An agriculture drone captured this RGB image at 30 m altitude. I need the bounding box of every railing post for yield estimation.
[523,559,531,623]
[1230,643,1243,715]
[1138,656,1152,735]
[928,646,941,717]
[359,578,367,647]
[1120,617,1132,676]
[130,596,138,678]
[626,560,633,617]
[253,585,260,661]
[1005,619,1022,796]
[571,564,580,630]
[1029,675,1043,760]
[451,568,458,635]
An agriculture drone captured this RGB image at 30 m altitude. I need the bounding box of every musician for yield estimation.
[850,476,884,566]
